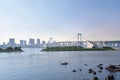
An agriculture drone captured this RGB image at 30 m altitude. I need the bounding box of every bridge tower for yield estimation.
[77,33,82,47]
[77,33,82,42]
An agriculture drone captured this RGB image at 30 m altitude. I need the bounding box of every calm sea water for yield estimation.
[0,48,120,80]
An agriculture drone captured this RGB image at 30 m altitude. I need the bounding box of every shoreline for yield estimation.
[0,50,24,53]
[42,46,114,51]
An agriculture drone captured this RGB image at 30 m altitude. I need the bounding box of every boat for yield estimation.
[60,62,68,65]
[106,64,120,71]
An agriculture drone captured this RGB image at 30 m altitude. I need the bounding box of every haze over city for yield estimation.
[0,0,120,44]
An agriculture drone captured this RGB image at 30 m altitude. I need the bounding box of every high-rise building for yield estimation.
[20,40,27,47]
[8,38,15,47]
[29,38,35,47]
[41,40,46,47]
[36,39,40,47]
[24,40,27,46]
[20,40,24,46]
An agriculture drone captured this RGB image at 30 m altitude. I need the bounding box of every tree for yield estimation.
[14,47,22,51]
[0,48,3,51]
[6,47,13,51]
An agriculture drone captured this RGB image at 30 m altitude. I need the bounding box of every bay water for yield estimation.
[0,48,120,80]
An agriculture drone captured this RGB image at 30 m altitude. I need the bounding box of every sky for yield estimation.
[0,0,120,44]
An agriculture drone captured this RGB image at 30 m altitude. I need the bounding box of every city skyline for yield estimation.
[0,38,46,48]
[3,38,44,44]
[0,0,120,44]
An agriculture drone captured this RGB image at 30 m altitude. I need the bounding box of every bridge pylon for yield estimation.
[77,33,82,47]
[77,33,82,42]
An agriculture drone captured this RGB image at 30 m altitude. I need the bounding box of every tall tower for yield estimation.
[77,33,82,42]
[77,33,82,47]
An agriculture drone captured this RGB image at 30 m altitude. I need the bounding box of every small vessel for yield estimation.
[72,70,76,72]
[61,62,68,65]
[106,64,120,71]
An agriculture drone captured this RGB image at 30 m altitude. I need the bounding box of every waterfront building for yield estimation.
[41,41,46,47]
[46,38,57,47]
[36,39,40,47]
[24,40,27,46]
[20,40,27,47]
[8,38,15,47]
[29,38,35,47]
[20,40,24,46]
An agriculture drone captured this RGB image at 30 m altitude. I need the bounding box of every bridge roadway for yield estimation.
[46,40,120,49]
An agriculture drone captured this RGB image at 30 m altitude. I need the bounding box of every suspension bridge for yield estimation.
[46,33,120,49]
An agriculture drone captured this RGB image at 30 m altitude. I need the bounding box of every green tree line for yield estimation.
[0,47,23,52]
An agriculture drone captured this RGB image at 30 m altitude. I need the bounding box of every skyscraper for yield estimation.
[20,40,27,47]
[8,38,15,47]
[41,40,46,47]
[29,38,35,47]
[36,39,40,47]
[20,40,24,46]
[24,40,27,46]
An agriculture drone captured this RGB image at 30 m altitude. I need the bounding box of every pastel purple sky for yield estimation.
[0,0,120,44]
